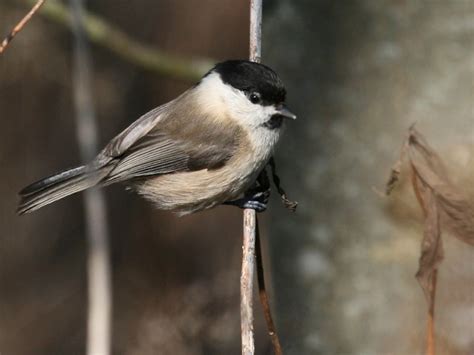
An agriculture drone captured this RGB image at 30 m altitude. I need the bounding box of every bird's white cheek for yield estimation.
[230,100,277,128]
[249,106,278,128]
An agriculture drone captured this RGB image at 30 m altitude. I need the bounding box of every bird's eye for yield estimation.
[249,92,261,104]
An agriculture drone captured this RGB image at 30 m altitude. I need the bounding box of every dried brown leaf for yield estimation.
[408,128,451,182]
[408,128,474,246]
[385,128,410,196]
[412,172,444,305]
[437,189,474,246]
[385,165,401,196]
[386,127,474,307]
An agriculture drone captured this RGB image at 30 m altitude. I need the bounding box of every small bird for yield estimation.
[17,60,296,216]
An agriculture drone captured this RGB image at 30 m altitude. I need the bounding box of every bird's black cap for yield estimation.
[211,60,286,106]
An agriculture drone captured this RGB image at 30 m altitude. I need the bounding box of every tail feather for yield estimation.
[20,166,86,196]
[17,165,111,215]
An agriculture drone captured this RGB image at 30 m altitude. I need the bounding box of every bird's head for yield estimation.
[197,60,296,130]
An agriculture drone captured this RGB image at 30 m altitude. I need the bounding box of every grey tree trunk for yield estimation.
[265,1,474,354]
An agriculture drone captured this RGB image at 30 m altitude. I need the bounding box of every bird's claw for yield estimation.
[224,189,270,212]
[240,200,267,212]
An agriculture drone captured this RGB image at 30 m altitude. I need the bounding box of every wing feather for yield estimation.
[105,137,189,183]
[98,102,174,160]
[90,92,241,184]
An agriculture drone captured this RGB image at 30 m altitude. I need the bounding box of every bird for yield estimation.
[17,60,296,216]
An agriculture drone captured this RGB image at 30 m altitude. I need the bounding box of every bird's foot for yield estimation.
[224,189,270,212]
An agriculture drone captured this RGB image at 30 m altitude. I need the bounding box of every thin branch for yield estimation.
[411,164,438,355]
[23,0,214,80]
[241,211,257,355]
[69,0,112,354]
[0,0,46,55]
[255,219,283,355]
[426,270,437,355]
[249,0,262,63]
[240,1,262,354]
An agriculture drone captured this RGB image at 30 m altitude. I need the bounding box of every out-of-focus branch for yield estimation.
[69,0,112,354]
[0,0,45,55]
[24,0,214,81]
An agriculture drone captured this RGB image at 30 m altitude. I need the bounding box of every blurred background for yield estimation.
[1,0,473,354]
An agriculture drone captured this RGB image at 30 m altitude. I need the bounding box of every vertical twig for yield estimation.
[241,1,262,354]
[411,170,437,355]
[70,1,112,354]
[255,219,283,355]
[426,270,437,355]
[249,0,262,63]
[411,166,437,355]
[0,0,46,55]
[242,211,257,355]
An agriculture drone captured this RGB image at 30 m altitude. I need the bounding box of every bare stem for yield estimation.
[255,219,283,355]
[426,269,437,355]
[0,0,46,55]
[249,0,262,63]
[69,0,112,354]
[241,211,257,355]
[240,0,262,354]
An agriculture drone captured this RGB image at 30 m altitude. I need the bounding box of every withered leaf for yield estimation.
[386,127,474,308]
[412,171,444,304]
[408,129,474,246]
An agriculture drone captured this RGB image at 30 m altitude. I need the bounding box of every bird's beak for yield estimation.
[276,105,297,120]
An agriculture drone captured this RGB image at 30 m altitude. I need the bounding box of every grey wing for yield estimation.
[98,101,175,160]
[103,130,237,184]
[103,133,189,183]
[95,108,239,184]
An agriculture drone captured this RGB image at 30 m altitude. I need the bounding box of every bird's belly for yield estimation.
[135,126,280,215]
[135,162,261,214]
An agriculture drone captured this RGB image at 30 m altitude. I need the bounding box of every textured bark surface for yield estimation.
[265,1,474,354]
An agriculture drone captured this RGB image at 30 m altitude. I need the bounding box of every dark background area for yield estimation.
[1,1,473,354]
